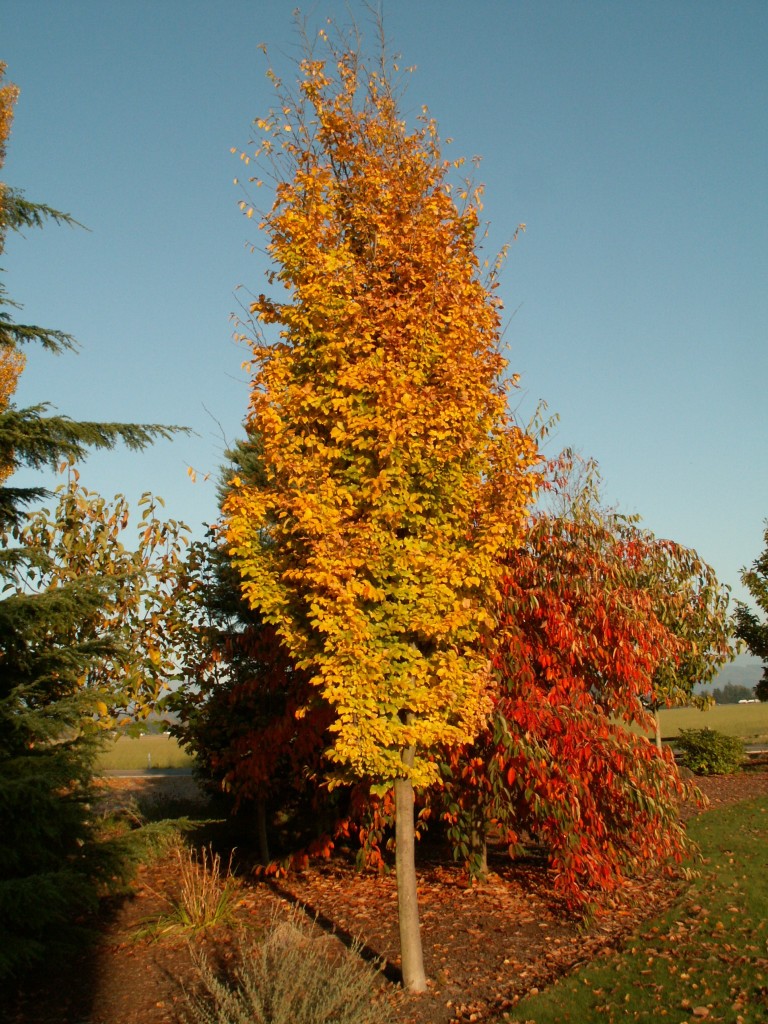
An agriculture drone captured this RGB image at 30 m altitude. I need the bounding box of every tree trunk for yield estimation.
[394,744,427,993]
[654,710,663,754]
[471,829,489,880]
[256,796,270,865]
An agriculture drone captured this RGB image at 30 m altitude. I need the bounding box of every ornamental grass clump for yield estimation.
[183,907,391,1024]
[142,843,238,937]
[172,844,238,932]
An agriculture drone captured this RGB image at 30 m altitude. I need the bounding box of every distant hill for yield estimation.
[697,655,763,694]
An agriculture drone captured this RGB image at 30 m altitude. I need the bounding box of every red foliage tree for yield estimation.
[440,459,721,912]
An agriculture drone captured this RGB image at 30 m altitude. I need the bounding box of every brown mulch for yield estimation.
[6,767,768,1024]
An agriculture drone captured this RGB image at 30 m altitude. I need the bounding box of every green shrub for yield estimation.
[675,727,745,775]
[183,907,391,1024]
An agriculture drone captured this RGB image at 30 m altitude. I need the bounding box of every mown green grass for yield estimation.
[511,796,768,1023]
[96,733,194,770]
[658,702,768,743]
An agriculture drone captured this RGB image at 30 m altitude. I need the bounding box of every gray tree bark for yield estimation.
[471,829,489,880]
[256,796,270,865]
[394,743,427,992]
[654,709,663,753]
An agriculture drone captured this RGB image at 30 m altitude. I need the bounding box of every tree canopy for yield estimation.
[439,454,724,910]
[734,522,768,701]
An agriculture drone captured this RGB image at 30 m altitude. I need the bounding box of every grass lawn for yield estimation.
[96,733,194,771]
[511,795,768,1023]
[657,703,768,744]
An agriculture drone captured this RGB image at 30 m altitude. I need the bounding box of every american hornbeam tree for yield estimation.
[224,28,539,990]
[734,522,768,701]
[440,454,732,912]
[0,64,188,981]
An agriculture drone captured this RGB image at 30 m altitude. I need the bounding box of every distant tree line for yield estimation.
[710,682,757,704]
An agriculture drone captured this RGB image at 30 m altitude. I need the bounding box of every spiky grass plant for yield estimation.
[172,844,238,931]
[142,843,238,937]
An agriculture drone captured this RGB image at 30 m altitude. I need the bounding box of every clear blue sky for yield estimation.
[2,0,766,611]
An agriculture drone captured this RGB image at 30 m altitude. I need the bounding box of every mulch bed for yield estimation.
[6,768,768,1024]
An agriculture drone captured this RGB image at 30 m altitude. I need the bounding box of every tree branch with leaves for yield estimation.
[734,522,768,701]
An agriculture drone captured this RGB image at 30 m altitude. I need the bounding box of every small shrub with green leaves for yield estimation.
[676,728,745,775]
[183,907,391,1024]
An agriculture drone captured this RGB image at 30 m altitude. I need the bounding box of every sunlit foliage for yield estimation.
[225,31,539,789]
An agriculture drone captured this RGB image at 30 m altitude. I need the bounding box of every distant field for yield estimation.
[657,702,768,743]
[96,734,194,771]
[95,704,768,771]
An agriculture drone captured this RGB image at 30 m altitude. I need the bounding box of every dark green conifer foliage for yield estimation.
[0,65,185,984]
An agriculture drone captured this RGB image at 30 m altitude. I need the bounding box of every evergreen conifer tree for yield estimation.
[0,64,187,983]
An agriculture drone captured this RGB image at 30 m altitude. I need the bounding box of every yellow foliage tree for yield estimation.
[0,346,24,484]
[0,63,23,486]
[225,28,539,990]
